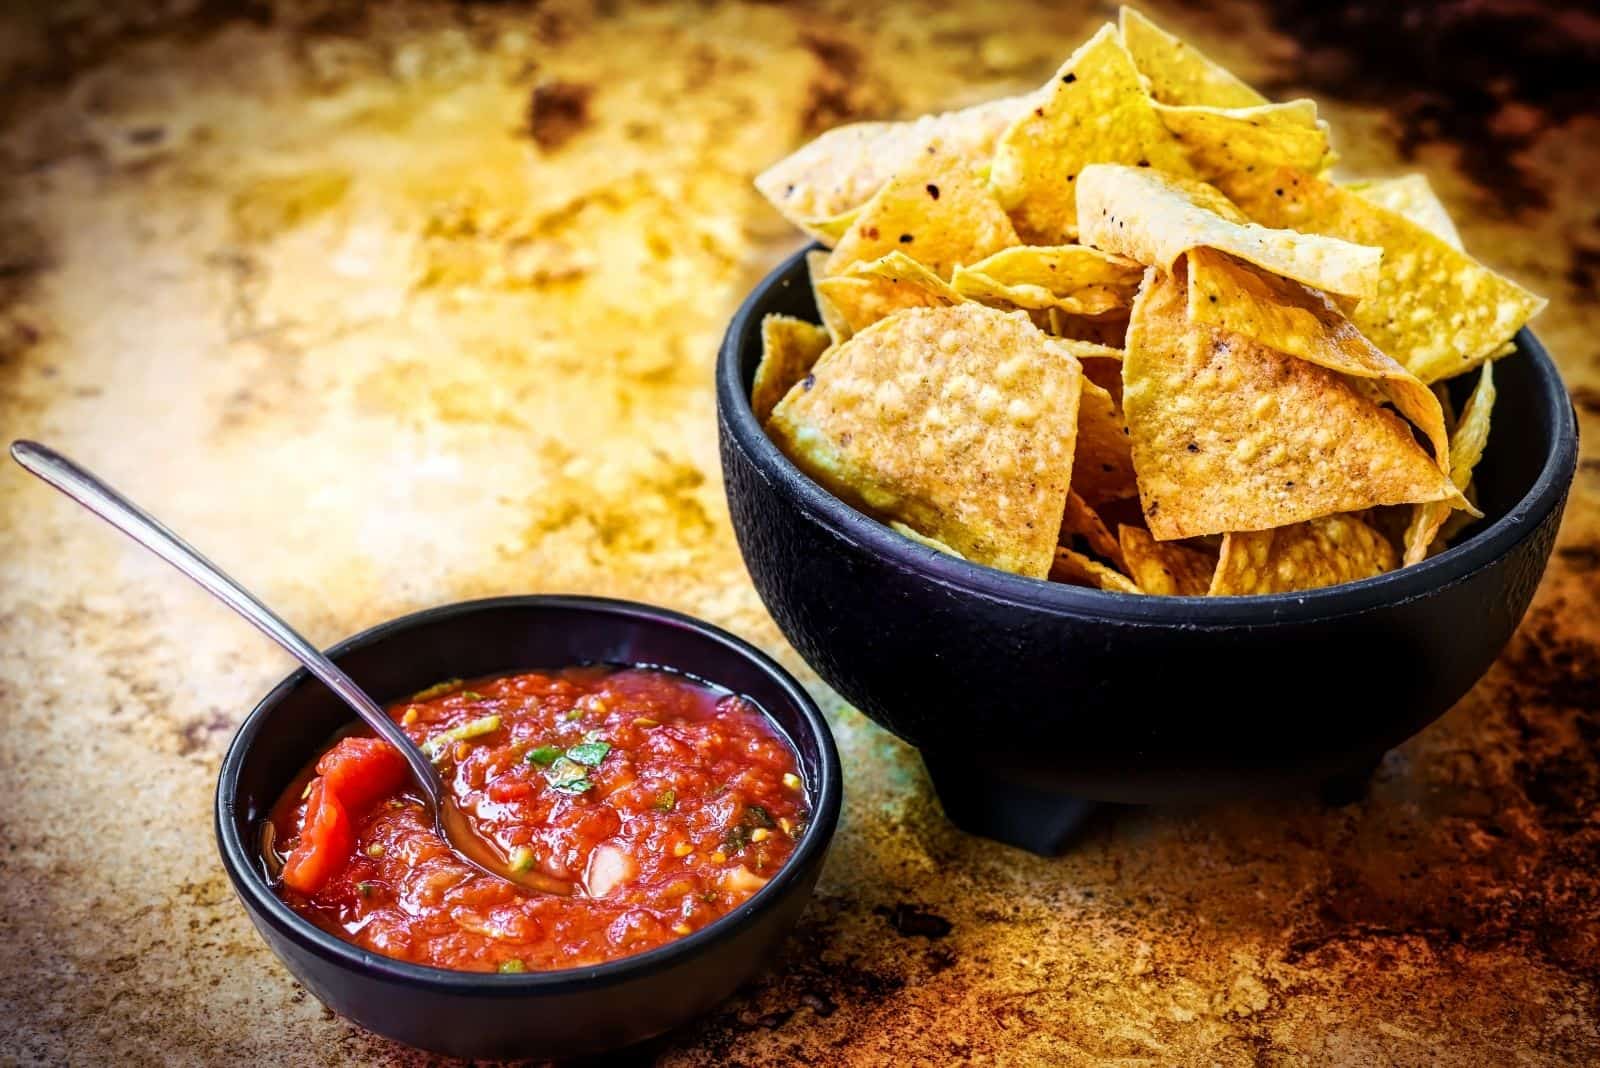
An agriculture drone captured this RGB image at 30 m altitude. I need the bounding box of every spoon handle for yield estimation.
[9,440,436,791]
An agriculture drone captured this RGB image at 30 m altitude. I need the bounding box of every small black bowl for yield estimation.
[215,595,841,1060]
[717,245,1577,854]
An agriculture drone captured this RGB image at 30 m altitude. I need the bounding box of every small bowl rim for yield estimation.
[717,243,1579,626]
[215,593,842,994]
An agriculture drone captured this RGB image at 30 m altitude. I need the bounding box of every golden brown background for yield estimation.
[2,1,1597,1063]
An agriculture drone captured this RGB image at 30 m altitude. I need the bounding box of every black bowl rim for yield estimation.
[718,243,1579,626]
[215,594,842,994]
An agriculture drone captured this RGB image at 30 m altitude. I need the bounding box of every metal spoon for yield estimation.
[10,440,571,897]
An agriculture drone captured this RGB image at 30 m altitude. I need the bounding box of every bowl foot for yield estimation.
[922,753,1104,855]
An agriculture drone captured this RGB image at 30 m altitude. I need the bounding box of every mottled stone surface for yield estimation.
[1,2,1597,1064]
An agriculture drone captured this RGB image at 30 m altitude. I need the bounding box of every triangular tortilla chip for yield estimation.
[1209,513,1397,595]
[1218,167,1545,384]
[753,315,831,422]
[1405,362,1495,564]
[1051,547,1142,593]
[817,252,964,336]
[755,94,1031,239]
[1185,247,1448,469]
[989,24,1194,242]
[1068,363,1137,505]
[1047,307,1131,350]
[1154,100,1332,180]
[1118,524,1215,595]
[1060,491,1124,568]
[1346,174,1463,251]
[768,304,1084,578]
[1117,7,1266,108]
[1078,164,1381,297]
[826,148,1019,280]
[952,245,1144,316]
[890,521,965,558]
[1124,268,1461,540]
[808,249,853,345]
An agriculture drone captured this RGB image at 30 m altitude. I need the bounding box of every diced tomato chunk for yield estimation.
[316,736,409,814]
[281,779,353,895]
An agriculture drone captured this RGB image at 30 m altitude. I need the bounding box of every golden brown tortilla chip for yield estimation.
[808,249,853,345]
[1404,362,1495,564]
[753,315,831,423]
[1124,268,1461,541]
[1050,547,1142,593]
[989,24,1194,242]
[1219,167,1545,384]
[1346,174,1463,251]
[1154,99,1332,180]
[1069,365,1137,505]
[1117,7,1266,109]
[1185,247,1448,468]
[1118,524,1215,595]
[1077,164,1381,297]
[890,521,966,558]
[1209,513,1397,595]
[817,252,964,335]
[952,245,1144,316]
[826,147,1019,281]
[1047,307,1131,350]
[1060,491,1124,569]
[755,94,1031,238]
[768,304,1084,578]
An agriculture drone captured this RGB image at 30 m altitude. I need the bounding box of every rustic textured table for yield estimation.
[2,2,1597,1064]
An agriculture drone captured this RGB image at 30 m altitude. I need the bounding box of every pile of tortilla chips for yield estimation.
[753,7,1545,596]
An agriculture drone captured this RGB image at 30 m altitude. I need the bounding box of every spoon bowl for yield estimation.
[9,440,560,893]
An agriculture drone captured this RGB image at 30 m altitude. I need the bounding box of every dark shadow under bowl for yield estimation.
[215,595,841,1060]
[717,244,1577,854]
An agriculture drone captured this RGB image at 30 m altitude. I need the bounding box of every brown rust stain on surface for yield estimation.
[1,1,1598,1065]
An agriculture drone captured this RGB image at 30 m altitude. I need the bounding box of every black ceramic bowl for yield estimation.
[215,595,841,1060]
[718,245,1577,854]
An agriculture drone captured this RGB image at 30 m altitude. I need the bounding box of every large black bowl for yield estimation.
[215,595,841,1060]
[717,245,1577,854]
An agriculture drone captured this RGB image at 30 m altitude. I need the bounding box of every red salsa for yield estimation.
[268,666,806,973]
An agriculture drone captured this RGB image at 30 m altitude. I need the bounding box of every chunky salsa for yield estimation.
[267,666,806,973]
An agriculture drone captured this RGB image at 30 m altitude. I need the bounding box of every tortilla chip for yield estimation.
[952,245,1144,316]
[1404,362,1496,564]
[890,521,965,558]
[1124,267,1461,540]
[1118,524,1215,595]
[1185,247,1448,468]
[1060,491,1124,568]
[1070,365,1137,505]
[755,94,1031,237]
[1078,346,1124,405]
[1051,547,1142,593]
[1218,167,1546,384]
[1077,164,1381,298]
[753,315,831,423]
[989,24,1194,242]
[1154,99,1332,180]
[1117,7,1266,109]
[808,249,853,345]
[817,252,964,335]
[826,147,1019,281]
[800,207,861,248]
[1346,174,1463,251]
[768,304,1083,578]
[1209,513,1397,595]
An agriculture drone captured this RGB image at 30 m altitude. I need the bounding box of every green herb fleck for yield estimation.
[526,745,562,767]
[409,678,462,702]
[508,846,536,873]
[564,709,583,721]
[744,804,774,829]
[356,881,377,898]
[498,959,526,974]
[544,756,593,794]
[459,691,485,701]
[421,714,502,761]
[566,740,611,767]
[654,788,677,812]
